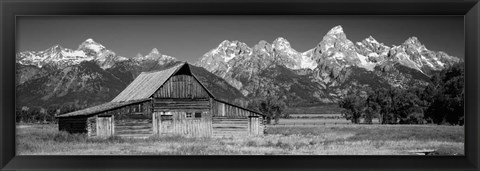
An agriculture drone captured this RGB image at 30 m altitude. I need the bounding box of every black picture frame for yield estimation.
[1,0,479,170]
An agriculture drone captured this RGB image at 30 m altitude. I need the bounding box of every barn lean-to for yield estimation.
[56,62,265,138]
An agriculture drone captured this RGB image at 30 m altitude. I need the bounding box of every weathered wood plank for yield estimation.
[153,74,209,99]
[212,121,249,123]
[116,130,152,134]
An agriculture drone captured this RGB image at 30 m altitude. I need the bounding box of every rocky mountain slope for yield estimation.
[196,25,462,106]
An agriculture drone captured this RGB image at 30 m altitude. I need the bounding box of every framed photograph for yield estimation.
[1,0,479,170]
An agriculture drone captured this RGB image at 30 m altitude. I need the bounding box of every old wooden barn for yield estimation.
[56,62,265,138]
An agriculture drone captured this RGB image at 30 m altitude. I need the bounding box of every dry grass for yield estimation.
[278,118,381,125]
[16,123,464,155]
[278,118,352,124]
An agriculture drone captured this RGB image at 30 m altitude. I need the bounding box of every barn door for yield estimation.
[249,116,260,135]
[153,111,174,135]
[160,112,174,134]
[96,115,114,137]
[153,112,163,135]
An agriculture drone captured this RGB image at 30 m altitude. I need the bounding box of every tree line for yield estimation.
[339,63,464,125]
[15,105,82,123]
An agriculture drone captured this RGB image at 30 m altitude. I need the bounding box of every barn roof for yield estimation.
[111,63,185,102]
[56,98,150,118]
[57,62,263,117]
[214,99,264,116]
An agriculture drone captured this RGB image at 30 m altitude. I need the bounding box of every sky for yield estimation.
[17,16,464,63]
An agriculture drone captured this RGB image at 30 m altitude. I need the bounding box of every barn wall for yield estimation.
[152,88,212,137]
[114,112,152,137]
[152,74,209,99]
[212,117,249,137]
[153,110,212,137]
[84,101,153,137]
[153,99,210,111]
[58,117,88,133]
[211,100,264,136]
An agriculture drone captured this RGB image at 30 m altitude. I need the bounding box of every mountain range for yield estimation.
[16,25,462,110]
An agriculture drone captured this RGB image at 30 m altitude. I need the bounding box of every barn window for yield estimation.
[161,115,172,121]
[194,112,202,118]
[186,112,192,118]
[160,112,173,121]
[131,104,143,113]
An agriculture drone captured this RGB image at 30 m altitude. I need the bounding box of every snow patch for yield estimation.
[420,55,435,68]
[61,50,87,57]
[368,53,379,58]
[356,53,368,65]
[356,53,376,71]
[365,36,379,44]
[211,49,219,55]
[84,44,104,53]
[116,56,129,61]
[328,25,344,35]
[380,51,389,57]
[302,49,314,57]
[397,53,424,73]
[332,52,345,60]
[224,53,236,62]
[436,60,445,67]
[299,55,317,70]
[324,43,334,50]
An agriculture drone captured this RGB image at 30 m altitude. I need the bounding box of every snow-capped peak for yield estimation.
[135,53,144,58]
[365,36,379,44]
[143,48,161,59]
[211,40,252,62]
[327,25,344,35]
[85,38,95,43]
[17,44,92,68]
[403,36,421,46]
[273,37,289,44]
[78,38,106,53]
[150,48,160,54]
[131,48,177,64]
[218,40,232,48]
[273,37,292,50]
[402,36,428,52]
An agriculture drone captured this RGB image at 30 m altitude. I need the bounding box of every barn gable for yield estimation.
[111,62,214,102]
[152,64,212,100]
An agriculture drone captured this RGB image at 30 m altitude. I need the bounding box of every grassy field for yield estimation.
[278,117,380,125]
[278,118,352,125]
[16,123,464,155]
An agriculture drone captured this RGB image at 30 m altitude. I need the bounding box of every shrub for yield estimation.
[106,136,125,143]
[275,141,291,150]
[265,140,275,147]
[246,141,257,147]
[175,145,210,155]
